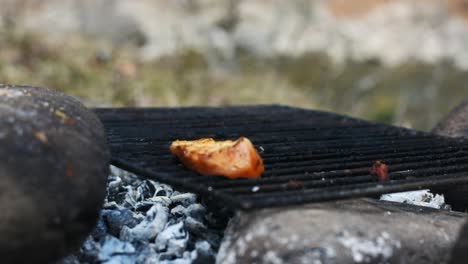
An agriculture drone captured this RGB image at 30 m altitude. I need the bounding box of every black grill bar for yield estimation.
[205,159,468,189]
[96,105,468,210]
[237,174,468,209]
[221,161,468,195]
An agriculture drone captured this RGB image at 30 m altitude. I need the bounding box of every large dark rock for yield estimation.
[431,100,468,210]
[450,221,468,264]
[0,85,109,263]
[216,198,466,264]
[433,100,468,138]
[433,100,468,263]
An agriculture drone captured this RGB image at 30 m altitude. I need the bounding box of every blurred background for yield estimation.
[0,0,467,131]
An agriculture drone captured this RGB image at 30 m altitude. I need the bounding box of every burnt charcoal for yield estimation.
[103,201,122,210]
[120,204,169,242]
[195,241,213,255]
[107,174,122,191]
[122,185,139,208]
[145,180,157,194]
[193,253,215,264]
[203,206,233,230]
[134,201,156,212]
[0,86,109,264]
[184,216,207,233]
[193,241,215,264]
[160,253,196,264]
[185,204,207,221]
[170,203,206,222]
[170,193,197,207]
[156,189,167,197]
[78,238,101,263]
[62,166,226,263]
[135,244,158,264]
[155,222,188,255]
[59,255,80,264]
[106,173,122,200]
[155,184,174,197]
[184,217,221,243]
[158,250,197,263]
[137,180,157,200]
[104,208,141,237]
[158,252,180,262]
[106,189,126,205]
[110,191,130,206]
[147,196,172,207]
[97,236,136,263]
[170,205,187,217]
[91,214,109,241]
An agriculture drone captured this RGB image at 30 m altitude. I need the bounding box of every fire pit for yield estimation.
[63,104,468,263]
[4,85,467,263]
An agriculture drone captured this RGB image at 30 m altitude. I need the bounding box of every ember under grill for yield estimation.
[95,105,468,210]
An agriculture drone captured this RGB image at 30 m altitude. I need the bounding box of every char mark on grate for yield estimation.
[95,105,468,210]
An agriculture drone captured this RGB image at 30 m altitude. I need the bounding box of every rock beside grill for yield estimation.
[217,199,466,264]
[0,85,109,264]
[432,100,468,211]
[432,100,468,139]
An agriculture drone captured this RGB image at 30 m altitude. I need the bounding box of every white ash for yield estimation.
[61,165,224,264]
[98,236,136,263]
[380,189,450,209]
[120,203,169,242]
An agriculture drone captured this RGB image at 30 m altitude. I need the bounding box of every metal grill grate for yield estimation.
[95,105,468,210]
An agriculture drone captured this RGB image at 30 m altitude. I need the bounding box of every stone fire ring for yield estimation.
[0,85,109,264]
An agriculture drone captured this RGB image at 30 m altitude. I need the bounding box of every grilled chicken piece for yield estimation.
[170,137,264,179]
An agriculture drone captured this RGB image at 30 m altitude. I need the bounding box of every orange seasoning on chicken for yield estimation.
[170,137,264,179]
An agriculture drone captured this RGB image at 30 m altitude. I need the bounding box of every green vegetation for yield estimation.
[0,28,467,131]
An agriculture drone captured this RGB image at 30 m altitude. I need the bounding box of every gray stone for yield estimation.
[450,221,468,264]
[432,100,468,210]
[433,100,468,263]
[432,100,468,139]
[0,85,109,263]
[216,198,466,264]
